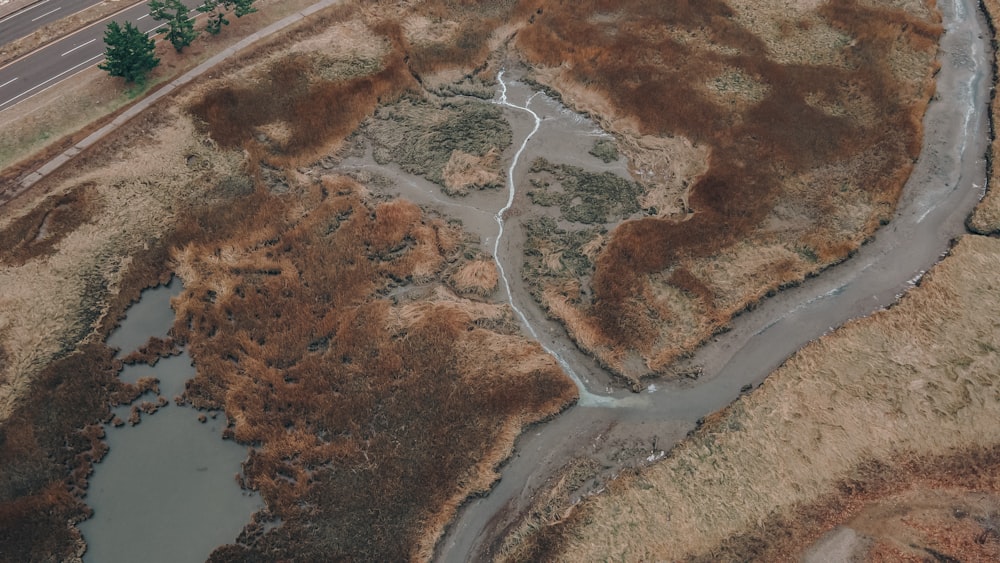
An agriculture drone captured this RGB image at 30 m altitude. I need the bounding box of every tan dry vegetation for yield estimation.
[0,2,583,561]
[169,177,575,561]
[511,234,1000,562]
[0,0,323,175]
[363,94,511,193]
[188,48,413,168]
[828,487,1000,561]
[970,0,1000,235]
[514,0,942,384]
[0,105,244,423]
[450,258,499,297]
[443,148,503,196]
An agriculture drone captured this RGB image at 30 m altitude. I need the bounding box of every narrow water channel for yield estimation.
[78,281,262,563]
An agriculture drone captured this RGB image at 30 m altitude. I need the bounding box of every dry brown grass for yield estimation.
[512,233,1000,561]
[166,177,575,561]
[514,0,942,383]
[0,155,258,560]
[0,105,244,422]
[0,2,580,561]
[0,182,101,267]
[450,259,499,297]
[442,148,502,196]
[189,49,414,167]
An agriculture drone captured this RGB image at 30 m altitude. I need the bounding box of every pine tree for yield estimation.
[197,0,229,35]
[98,21,160,84]
[148,0,196,52]
[230,0,257,18]
[197,0,257,36]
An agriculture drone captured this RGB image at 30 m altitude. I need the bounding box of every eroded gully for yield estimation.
[435,0,994,559]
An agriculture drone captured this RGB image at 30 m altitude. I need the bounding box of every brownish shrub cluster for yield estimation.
[120,336,180,366]
[167,177,575,561]
[516,0,941,365]
[189,50,413,167]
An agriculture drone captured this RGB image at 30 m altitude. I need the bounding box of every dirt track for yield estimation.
[432,0,994,558]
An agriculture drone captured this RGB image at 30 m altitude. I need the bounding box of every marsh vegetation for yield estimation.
[0,0,976,561]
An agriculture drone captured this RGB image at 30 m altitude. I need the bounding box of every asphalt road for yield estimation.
[0,0,201,112]
[0,0,105,45]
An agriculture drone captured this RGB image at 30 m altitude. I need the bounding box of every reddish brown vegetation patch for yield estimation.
[120,336,181,366]
[0,183,100,267]
[516,0,941,378]
[189,50,413,167]
[188,0,527,169]
[168,178,575,561]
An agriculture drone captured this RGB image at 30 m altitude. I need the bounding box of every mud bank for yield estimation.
[434,0,993,558]
[79,283,262,563]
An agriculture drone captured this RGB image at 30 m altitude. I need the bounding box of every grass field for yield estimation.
[511,233,1000,561]
[514,0,942,384]
[0,0,966,560]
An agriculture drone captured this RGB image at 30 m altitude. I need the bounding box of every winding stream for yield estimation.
[493,71,610,406]
[435,0,994,558]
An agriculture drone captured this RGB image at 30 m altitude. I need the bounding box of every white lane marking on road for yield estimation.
[0,77,18,89]
[146,22,167,34]
[0,0,50,24]
[30,6,60,21]
[0,53,103,110]
[138,13,149,20]
[61,38,97,57]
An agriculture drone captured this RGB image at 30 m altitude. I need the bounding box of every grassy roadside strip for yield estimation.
[0,0,325,179]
